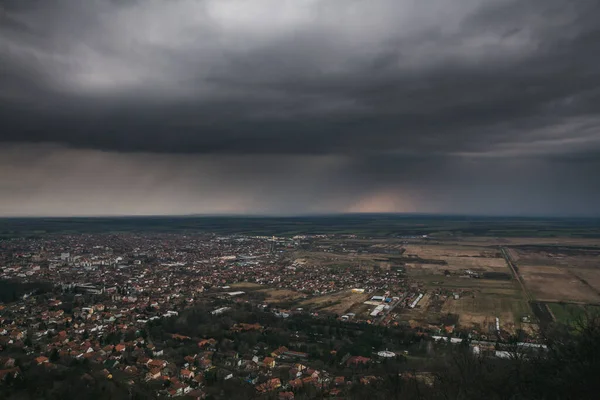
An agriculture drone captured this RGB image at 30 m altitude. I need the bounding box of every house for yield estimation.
[256,378,281,393]
[1,358,15,368]
[334,376,346,386]
[35,356,49,365]
[279,392,295,400]
[167,387,183,397]
[153,348,164,357]
[102,345,115,353]
[137,357,151,366]
[147,359,167,369]
[289,378,303,389]
[124,366,138,375]
[0,367,20,381]
[198,338,217,349]
[184,355,196,364]
[198,359,212,370]
[180,369,194,380]
[295,363,308,372]
[231,323,263,332]
[146,368,162,380]
[263,357,276,368]
[360,376,378,385]
[115,344,126,353]
[57,331,68,342]
[283,350,308,359]
[271,346,289,358]
[346,356,370,367]
[302,376,317,386]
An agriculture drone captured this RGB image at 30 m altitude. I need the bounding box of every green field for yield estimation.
[547,303,600,324]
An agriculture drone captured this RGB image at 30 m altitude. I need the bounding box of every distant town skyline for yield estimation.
[1,0,600,217]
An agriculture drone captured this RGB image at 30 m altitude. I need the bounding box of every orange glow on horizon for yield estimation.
[346,192,416,213]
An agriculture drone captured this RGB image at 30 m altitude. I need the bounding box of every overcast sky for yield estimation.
[1,0,599,216]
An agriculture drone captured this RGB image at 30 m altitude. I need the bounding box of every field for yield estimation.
[390,243,530,332]
[546,303,600,324]
[439,237,600,247]
[291,251,389,270]
[298,290,371,315]
[509,246,600,304]
[518,266,600,303]
[403,244,508,276]
[228,282,308,304]
[228,233,600,332]
[399,276,528,333]
[441,292,529,334]
[290,242,535,330]
[570,269,600,293]
[228,283,372,314]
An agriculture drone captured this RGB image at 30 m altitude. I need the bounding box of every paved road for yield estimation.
[501,247,531,302]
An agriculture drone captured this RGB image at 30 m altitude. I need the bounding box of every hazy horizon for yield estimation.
[1,211,599,219]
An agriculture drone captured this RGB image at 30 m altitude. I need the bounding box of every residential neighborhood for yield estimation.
[0,232,546,398]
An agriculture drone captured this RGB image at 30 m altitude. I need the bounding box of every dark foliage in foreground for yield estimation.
[359,314,600,400]
[0,280,53,303]
[2,315,600,399]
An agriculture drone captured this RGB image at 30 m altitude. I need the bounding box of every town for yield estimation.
[0,230,583,399]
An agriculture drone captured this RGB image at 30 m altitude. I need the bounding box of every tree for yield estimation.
[49,348,60,362]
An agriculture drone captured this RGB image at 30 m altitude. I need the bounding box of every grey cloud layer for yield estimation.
[1,0,600,216]
[2,0,599,156]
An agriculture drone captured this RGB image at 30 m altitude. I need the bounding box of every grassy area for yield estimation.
[441,293,529,329]
[546,303,600,324]
[229,282,263,289]
[299,290,370,314]
[416,275,518,291]
[228,283,307,305]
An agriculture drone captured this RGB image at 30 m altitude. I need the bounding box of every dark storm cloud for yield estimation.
[1,0,600,216]
[1,0,599,157]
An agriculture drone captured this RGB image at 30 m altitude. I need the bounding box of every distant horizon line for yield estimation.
[1,212,599,219]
